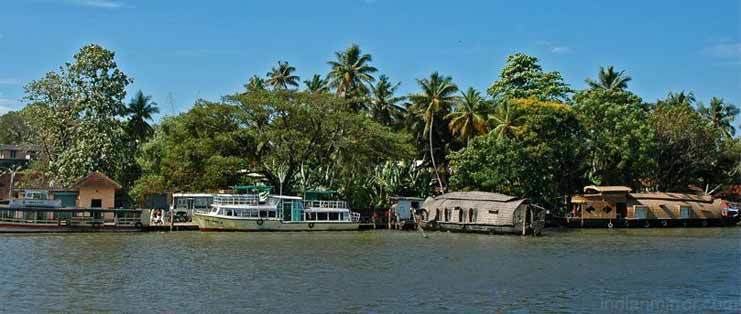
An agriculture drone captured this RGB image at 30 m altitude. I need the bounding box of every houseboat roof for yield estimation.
[436,191,520,202]
[583,185,632,193]
[272,195,303,200]
[629,192,713,203]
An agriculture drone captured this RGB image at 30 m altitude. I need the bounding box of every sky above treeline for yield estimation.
[0,0,739,122]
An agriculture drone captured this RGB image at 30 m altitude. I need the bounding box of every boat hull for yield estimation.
[193,213,360,231]
[0,222,142,233]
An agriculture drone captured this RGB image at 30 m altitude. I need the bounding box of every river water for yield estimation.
[0,228,739,313]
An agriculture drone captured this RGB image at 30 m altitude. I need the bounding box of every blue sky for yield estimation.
[0,0,739,120]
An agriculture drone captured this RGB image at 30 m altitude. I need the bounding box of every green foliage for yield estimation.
[650,97,724,191]
[446,87,491,143]
[407,72,459,191]
[450,98,586,207]
[328,44,377,99]
[358,161,432,210]
[125,90,160,142]
[0,109,34,144]
[572,89,656,187]
[698,97,738,138]
[24,44,133,186]
[369,75,406,128]
[585,66,632,91]
[303,74,330,94]
[232,90,414,197]
[487,53,572,102]
[266,61,300,90]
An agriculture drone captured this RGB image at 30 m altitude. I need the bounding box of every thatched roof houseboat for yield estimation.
[567,185,739,228]
[421,191,544,235]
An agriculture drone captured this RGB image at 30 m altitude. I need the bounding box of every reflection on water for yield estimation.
[0,228,739,313]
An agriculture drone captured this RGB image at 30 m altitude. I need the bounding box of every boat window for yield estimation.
[317,212,328,221]
[469,208,475,223]
[679,206,692,219]
[329,212,339,221]
[268,210,276,218]
[634,206,648,219]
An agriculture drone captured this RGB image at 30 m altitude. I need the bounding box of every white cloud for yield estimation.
[537,41,572,54]
[0,78,18,85]
[68,0,127,9]
[550,46,572,54]
[703,42,741,59]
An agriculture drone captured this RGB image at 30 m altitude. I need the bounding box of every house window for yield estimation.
[9,150,16,159]
[90,199,102,208]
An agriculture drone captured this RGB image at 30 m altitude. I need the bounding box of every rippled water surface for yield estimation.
[0,228,739,313]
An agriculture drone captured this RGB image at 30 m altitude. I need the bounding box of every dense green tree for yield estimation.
[650,95,721,191]
[572,89,655,187]
[698,97,739,138]
[24,44,132,186]
[230,90,413,198]
[0,109,34,144]
[328,44,377,98]
[449,98,586,207]
[266,61,299,90]
[657,91,696,109]
[488,53,572,102]
[369,75,406,127]
[303,74,330,94]
[125,90,160,142]
[585,66,632,91]
[408,72,459,192]
[133,101,252,193]
[446,88,490,143]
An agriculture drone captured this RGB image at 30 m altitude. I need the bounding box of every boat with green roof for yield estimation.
[192,186,361,231]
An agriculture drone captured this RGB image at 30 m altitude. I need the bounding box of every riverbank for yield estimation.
[0,228,738,313]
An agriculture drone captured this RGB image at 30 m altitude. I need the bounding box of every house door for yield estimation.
[616,203,627,220]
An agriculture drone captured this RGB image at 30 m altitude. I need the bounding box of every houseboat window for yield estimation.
[634,206,648,219]
[489,209,499,214]
[329,212,339,221]
[195,198,210,208]
[602,206,612,213]
[267,210,277,218]
[469,208,475,222]
[225,209,233,216]
[585,206,595,212]
[679,206,691,219]
[411,201,419,209]
[435,209,440,221]
[458,208,464,223]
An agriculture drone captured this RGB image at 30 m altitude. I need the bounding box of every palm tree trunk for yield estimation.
[429,115,444,193]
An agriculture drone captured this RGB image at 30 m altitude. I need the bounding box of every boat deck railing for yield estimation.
[304,200,348,209]
[0,215,141,226]
[213,194,266,206]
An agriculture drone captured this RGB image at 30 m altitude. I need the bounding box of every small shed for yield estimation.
[71,172,122,209]
[421,191,543,235]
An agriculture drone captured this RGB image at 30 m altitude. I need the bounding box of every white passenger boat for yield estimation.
[192,187,361,231]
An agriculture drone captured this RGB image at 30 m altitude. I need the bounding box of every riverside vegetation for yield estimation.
[1,44,739,212]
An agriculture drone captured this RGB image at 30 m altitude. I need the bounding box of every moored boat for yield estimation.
[193,187,361,231]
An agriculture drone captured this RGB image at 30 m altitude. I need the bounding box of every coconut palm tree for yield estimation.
[327,44,377,98]
[369,75,406,127]
[658,91,696,108]
[245,75,266,92]
[126,90,159,142]
[586,66,632,91]
[266,61,299,90]
[698,97,739,138]
[408,72,459,192]
[303,74,330,94]
[446,88,490,143]
[489,100,524,139]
